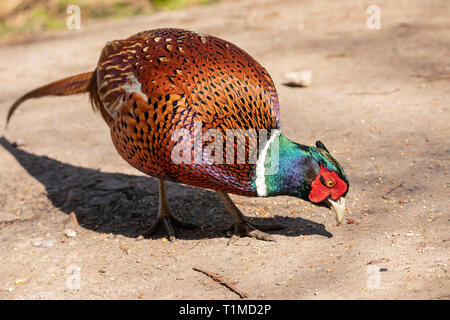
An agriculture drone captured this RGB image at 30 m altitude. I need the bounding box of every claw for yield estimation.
[247,229,275,241]
[223,220,278,242]
[217,191,282,242]
[141,180,198,241]
[142,215,197,240]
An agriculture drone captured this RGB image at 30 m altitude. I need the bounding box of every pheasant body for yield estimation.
[7,28,350,240]
[92,28,281,196]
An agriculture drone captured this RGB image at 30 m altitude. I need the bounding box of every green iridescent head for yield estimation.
[260,134,349,224]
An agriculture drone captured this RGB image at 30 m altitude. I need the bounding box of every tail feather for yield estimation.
[6,71,94,128]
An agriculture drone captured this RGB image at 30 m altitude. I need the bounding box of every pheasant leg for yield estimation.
[216,192,283,242]
[142,179,197,241]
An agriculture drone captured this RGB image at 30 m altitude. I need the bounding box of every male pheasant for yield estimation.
[7,28,349,241]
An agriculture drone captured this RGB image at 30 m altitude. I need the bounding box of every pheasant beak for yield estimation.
[328,197,346,225]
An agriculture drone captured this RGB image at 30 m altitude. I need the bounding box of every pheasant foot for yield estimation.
[141,179,197,241]
[216,191,284,242]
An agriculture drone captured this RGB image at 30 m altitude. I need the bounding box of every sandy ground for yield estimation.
[0,0,449,300]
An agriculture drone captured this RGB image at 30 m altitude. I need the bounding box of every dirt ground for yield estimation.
[0,0,449,300]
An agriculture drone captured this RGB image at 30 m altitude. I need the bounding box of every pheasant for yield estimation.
[7,28,349,241]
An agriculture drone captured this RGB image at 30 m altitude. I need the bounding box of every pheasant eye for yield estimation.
[326,179,335,188]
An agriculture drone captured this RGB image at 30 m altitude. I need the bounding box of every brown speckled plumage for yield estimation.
[90,28,281,196]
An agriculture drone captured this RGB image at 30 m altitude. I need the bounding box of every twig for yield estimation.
[381,184,403,200]
[193,267,249,299]
[87,234,111,247]
[86,238,105,247]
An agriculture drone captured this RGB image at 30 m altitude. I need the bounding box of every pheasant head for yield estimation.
[257,134,349,224]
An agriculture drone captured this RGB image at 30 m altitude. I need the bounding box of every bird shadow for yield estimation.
[0,137,332,240]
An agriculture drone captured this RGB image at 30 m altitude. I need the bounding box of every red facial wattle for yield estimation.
[309,165,348,203]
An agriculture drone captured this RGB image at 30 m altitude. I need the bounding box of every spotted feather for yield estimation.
[92,28,281,196]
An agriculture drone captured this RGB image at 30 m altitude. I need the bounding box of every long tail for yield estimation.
[6,71,94,128]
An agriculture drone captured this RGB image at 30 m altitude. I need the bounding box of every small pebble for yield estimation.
[64,229,77,238]
[33,239,55,248]
[284,71,312,87]
[11,139,25,148]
